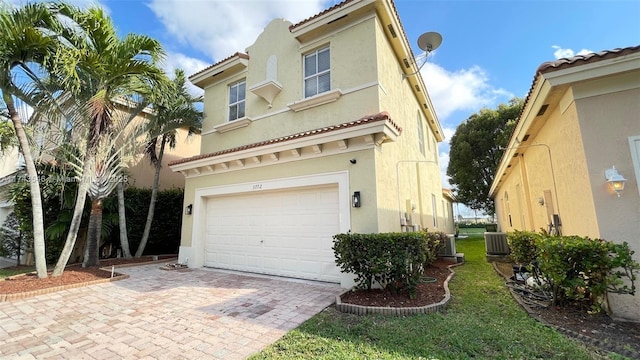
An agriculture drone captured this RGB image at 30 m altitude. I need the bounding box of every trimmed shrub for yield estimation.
[102,188,184,256]
[507,230,540,265]
[332,231,445,298]
[537,235,638,311]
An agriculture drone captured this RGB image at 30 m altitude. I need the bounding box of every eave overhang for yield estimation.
[189,53,249,89]
[489,48,640,198]
[169,112,402,178]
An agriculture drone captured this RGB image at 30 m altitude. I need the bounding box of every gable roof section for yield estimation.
[169,112,402,177]
[489,45,640,197]
[189,52,249,88]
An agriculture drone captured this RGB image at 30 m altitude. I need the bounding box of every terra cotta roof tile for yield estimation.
[169,111,401,166]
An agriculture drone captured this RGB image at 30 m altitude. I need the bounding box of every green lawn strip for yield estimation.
[252,235,600,360]
[0,267,34,279]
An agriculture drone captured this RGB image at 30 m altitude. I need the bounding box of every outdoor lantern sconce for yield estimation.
[185,204,193,215]
[605,166,627,197]
[352,191,361,208]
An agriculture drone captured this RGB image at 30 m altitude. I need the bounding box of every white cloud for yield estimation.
[420,62,513,121]
[147,0,328,61]
[551,45,594,59]
[161,51,211,96]
[438,150,450,188]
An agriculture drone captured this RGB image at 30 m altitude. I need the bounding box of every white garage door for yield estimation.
[204,184,342,283]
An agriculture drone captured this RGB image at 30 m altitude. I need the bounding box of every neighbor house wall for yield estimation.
[127,128,201,190]
[574,75,640,321]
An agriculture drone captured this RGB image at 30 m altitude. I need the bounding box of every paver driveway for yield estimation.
[0,264,343,359]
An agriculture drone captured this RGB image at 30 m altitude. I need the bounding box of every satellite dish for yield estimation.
[417,32,442,53]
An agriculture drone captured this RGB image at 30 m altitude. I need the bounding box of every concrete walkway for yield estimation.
[0,264,342,359]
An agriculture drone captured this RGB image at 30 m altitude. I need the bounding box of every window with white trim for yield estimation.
[228,80,246,121]
[304,47,330,98]
[417,112,425,155]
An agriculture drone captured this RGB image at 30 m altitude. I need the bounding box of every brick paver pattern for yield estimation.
[0,264,342,359]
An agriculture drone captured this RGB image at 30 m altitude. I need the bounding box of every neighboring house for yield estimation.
[0,147,22,227]
[442,188,456,234]
[127,127,201,190]
[170,0,452,287]
[489,46,640,321]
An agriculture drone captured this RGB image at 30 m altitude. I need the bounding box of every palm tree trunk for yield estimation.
[52,157,93,276]
[4,94,47,278]
[83,198,103,267]
[117,182,132,258]
[135,135,166,257]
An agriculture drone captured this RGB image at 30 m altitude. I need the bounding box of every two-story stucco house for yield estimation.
[489,45,640,321]
[169,0,451,287]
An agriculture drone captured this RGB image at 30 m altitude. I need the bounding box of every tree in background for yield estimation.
[447,98,523,216]
[135,69,202,257]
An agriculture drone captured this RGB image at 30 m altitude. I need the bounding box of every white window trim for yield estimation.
[228,79,246,122]
[287,88,342,112]
[303,46,330,98]
[628,135,640,197]
[213,117,253,133]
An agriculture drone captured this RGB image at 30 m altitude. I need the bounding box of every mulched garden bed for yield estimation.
[493,261,640,357]
[339,259,452,307]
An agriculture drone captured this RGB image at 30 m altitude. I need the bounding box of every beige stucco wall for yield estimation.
[372,17,446,234]
[574,78,640,321]
[127,128,201,190]
[494,91,598,236]
[200,17,380,154]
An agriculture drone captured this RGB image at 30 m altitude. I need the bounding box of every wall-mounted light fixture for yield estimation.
[605,166,627,197]
[537,197,545,206]
[352,191,361,208]
[185,204,193,215]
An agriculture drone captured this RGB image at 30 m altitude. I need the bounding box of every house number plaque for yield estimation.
[252,184,263,190]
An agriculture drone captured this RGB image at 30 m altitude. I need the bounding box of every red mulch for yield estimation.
[0,255,176,295]
[339,259,453,307]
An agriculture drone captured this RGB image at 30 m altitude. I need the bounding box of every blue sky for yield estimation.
[7,0,640,216]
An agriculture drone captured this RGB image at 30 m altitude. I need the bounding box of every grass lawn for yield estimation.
[0,266,34,279]
[251,235,605,360]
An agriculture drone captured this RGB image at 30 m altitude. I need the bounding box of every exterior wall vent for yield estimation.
[414,85,421,92]
[522,134,530,142]
[387,24,397,38]
[403,58,410,68]
[484,232,510,255]
[536,104,549,116]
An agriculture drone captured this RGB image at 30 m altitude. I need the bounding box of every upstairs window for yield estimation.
[229,80,246,121]
[304,47,330,98]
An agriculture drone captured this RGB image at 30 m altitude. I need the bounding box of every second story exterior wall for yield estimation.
[197,8,383,155]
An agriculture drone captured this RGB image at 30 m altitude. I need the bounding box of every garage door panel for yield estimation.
[204,185,341,282]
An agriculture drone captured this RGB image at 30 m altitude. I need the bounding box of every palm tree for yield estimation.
[48,3,165,269]
[0,3,64,278]
[134,69,202,257]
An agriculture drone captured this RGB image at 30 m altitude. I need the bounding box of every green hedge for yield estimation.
[506,230,541,265]
[102,188,184,256]
[506,230,638,312]
[537,235,637,311]
[332,231,446,298]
